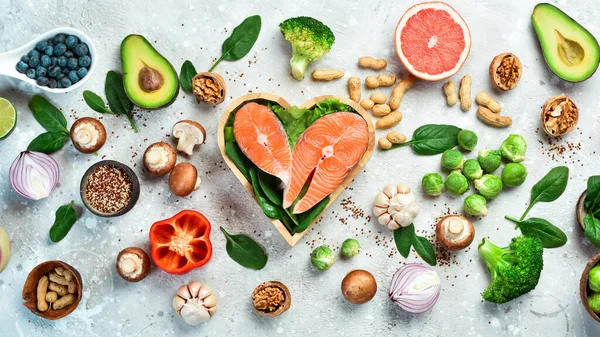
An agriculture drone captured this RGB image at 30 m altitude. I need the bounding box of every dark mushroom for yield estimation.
[143,142,177,176]
[436,215,475,250]
[70,117,106,153]
[116,247,150,282]
[169,162,200,197]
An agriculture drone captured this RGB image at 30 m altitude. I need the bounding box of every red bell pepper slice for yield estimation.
[149,210,212,274]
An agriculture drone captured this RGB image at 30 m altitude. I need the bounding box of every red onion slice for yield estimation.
[9,151,60,200]
[388,263,441,314]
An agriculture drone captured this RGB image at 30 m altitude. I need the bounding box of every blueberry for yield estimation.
[46,38,54,47]
[36,66,47,78]
[16,61,28,73]
[41,55,52,67]
[48,79,57,88]
[43,45,53,56]
[56,81,63,89]
[53,43,67,56]
[67,57,79,70]
[63,51,74,58]
[65,35,79,48]
[67,70,80,83]
[26,69,36,79]
[27,49,40,59]
[52,34,66,44]
[57,56,67,68]
[28,56,40,68]
[59,77,72,88]
[78,55,91,67]
[36,76,49,86]
[51,56,58,66]
[61,67,70,74]
[76,67,88,79]
[21,55,30,63]
[35,40,48,52]
[74,43,89,57]
[56,73,66,80]
[48,66,61,78]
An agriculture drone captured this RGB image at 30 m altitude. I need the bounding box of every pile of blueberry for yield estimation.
[16,33,92,89]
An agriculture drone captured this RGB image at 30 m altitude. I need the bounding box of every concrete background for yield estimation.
[0,0,599,336]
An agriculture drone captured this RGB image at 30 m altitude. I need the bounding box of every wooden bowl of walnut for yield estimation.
[251,281,291,317]
[22,260,83,320]
[540,95,579,137]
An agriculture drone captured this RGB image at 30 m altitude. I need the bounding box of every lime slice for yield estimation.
[0,97,17,139]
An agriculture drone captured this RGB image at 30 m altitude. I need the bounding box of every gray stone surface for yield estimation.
[0,0,599,336]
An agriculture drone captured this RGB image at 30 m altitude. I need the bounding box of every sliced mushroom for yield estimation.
[436,215,475,250]
[143,142,177,176]
[172,120,206,156]
[169,162,201,197]
[70,117,106,153]
[116,247,150,282]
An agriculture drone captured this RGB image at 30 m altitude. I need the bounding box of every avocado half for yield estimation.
[120,35,179,109]
[532,3,600,82]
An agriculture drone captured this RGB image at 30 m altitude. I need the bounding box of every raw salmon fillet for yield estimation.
[234,102,292,186]
[283,112,369,214]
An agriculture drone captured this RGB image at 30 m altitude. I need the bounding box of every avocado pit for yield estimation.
[139,66,164,92]
[555,30,585,66]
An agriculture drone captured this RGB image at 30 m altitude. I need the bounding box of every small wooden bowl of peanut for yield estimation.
[22,260,83,320]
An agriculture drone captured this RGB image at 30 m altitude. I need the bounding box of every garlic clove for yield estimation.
[397,184,411,194]
[197,285,212,300]
[202,293,217,308]
[377,213,391,226]
[180,302,210,325]
[382,184,397,198]
[188,281,202,298]
[373,193,390,207]
[177,284,192,300]
[172,295,186,311]
[208,306,218,316]
[373,205,387,217]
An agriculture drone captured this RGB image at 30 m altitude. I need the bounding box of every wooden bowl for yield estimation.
[22,260,83,320]
[580,253,600,322]
[217,93,375,246]
[577,190,587,230]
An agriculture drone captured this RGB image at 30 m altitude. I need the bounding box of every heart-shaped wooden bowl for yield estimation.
[580,253,600,322]
[217,93,375,246]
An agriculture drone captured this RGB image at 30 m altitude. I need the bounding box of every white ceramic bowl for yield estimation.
[0,27,97,94]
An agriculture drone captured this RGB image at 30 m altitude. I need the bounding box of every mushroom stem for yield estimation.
[146,148,163,165]
[120,258,137,274]
[447,218,464,234]
[75,129,93,145]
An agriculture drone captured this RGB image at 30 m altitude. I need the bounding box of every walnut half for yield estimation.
[489,53,522,91]
[192,72,226,105]
[251,281,291,317]
[541,95,579,137]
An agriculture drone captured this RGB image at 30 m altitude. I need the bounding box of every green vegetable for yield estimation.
[393,223,437,266]
[279,16,335,80]
[462,159,483,180]
[398,124,462,155]
[257,170,283,206]
[445,170,469,195]
[584,214,600,247]
[179,60,197,94]
[588,292,600,313]
[220,226,268,270]
[457,129,478,151]
[584,176,600,247]
[83,90,112,114]
[105,70,138,132]
[474,174,503,199]
[502,163,528,186]
[209,15,262,72]
[412,236,437,266]
[500,134,527,163]
[29,95,68,133]
[27,131,70,154]
[441,149,463,171]
[225,142,251,181]
[589,265,600,292]
[311,245,335,270]
[478,236,543,304]
[505,216,567,248]
[249,167,281,219]
[521,166,569,221]
[341,238,360,258]
[289,196,330,234]
[464,194,488,217]
[477,148,502,173]
[422,173,444,196]
[49,200,78,242]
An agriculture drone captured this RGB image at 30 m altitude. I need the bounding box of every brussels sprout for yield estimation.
[500,134,527,163]
[422,173,444,196]
[464,194,488,216]
[441,149,463,171]
[477,148,502,173]
[341,238,360,258]
[311,245,335,270]
[445,170,469,195]
[462,159,483,180]
[501,163,528,186]
[589,265,600,292]
[474,174,503,199]
[457,129,478,151]
[589,292,600,313]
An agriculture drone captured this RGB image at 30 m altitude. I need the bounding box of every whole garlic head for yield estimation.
[172,281,217,325]
[373,184,420,230]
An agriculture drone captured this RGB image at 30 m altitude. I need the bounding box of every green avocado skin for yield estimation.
[531,3,600,82]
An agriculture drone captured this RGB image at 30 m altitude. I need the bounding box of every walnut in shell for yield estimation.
[489,53,522,91]
[251,281,291,317]
[540,95,579,137]
[192,72,226,105]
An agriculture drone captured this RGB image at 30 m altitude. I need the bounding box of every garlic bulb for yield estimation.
[172,281,217,325]
[388,263,441,314]
[373,184,420,230]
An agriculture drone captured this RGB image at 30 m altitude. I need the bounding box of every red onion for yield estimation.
[388,263,441,314]
[9,151,59,200]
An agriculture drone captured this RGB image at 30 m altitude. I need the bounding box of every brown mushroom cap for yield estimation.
[251,281,291,317]
[436,215,475,250]
[70,117,107,153]
[169,162,198,197]
[116,247,150,282]
[341,270,377,304]
[143,142,177,176]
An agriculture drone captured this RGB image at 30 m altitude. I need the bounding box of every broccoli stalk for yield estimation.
[279,16,335,80]
[478,236,544,304]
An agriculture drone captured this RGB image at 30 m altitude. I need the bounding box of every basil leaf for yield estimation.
[27,131,69,153]
[220,226,267,270]
[83,90,113,114]
[518,217,567,248]
[412,235,437,266]
[225,142,251,181]
[29,95,68,133]
[209,15,262,71]
[393,224,415,258]
[257,170,283,206]
[105,70,133,116]
[249,167,281,219]
[179,60,197,94]
[530,166,569,205]
[585,176,600,214]
[294,196,330,234]
[49,200,78,242]
[403,124,462,155]
[584,214,600,247]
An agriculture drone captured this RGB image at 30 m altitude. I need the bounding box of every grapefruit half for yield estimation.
[394,2,471,81]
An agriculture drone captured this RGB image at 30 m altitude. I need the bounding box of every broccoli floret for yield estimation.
[478,236,544,304]
[279,16,335,80]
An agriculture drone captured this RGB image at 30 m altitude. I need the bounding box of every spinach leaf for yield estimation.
[257,170,283,206]
[224,126,235,143]
[293,196,330,234]
[49,200,78,242]
[508,216,567,248]
[521,166,569,220]
[209,15,261,72]
[585,176,600,214]
[105,70,138,132]
[29,95,68,133]
[27,131,70,153]
[225,142,251,181]
[393,224,415,258]
[412,235,437,266]
[584,214,600,247]
[83,90,113,114]
[399,124,461,155]
[220,226,267,270]
[179,60,197,94]
[249,167,281,219]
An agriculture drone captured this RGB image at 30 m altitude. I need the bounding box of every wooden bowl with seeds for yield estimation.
[22,260,83,320]
[540,95,579,137]
[580,253,600,322]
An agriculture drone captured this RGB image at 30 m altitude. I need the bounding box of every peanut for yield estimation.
[376,111,403,129]
[68,281,77,294]
[358,56,387,70]
[389,74,416,111]
[386,131,407,144]
[365,74,396,89]
[46,291,58,303]
[49,282,68,296]
[63,270,73,282]
[477,106,512,127]
[37,275,49,312]
[55,267,65,276]
[53,294,76,310]
[49,272,69,286]
[370,92,387,104]
[443,80,458,106]
[372,104,391,117]
[378,137,393,150]
[459,75,472,111]
[360,99,374,110]
[348,77,361,102]
[312,69,344,81]
[476,92,501,113]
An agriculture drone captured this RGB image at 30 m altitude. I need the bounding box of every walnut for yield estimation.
[489,53,522,91]
[251,281,291,317]
[541,95,579,137]
[192,72,226,105]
